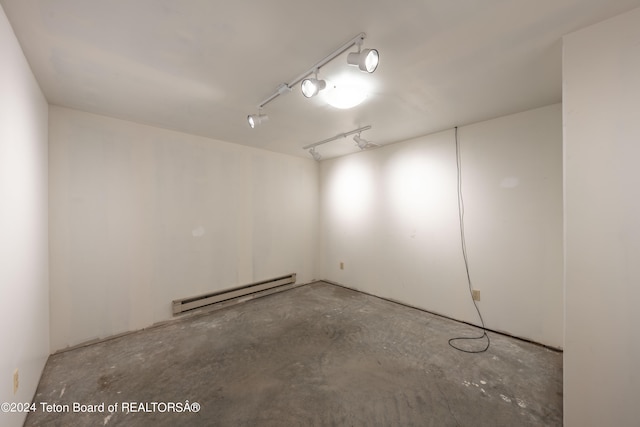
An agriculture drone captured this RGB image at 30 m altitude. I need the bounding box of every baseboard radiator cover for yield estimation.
[172,273,297,315]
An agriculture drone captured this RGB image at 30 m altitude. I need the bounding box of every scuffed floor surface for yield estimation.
[25,282,562,426]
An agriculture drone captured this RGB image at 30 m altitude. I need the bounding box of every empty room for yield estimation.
[1,1,639,426]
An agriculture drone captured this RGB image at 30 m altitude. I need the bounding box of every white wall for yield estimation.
[49,106,318,351]
[0,4,50,427]
[320,104,563,348]
[563,7,640,427]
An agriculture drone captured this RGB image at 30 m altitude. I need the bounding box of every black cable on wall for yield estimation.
[448,126,490,353]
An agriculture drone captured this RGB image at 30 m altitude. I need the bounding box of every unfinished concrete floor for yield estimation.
[26,282,562,426]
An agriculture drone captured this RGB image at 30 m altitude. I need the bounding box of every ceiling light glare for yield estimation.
[301,76,327,98]
[347,48,379,73]
[323,77,368,109]
[247,113,268,129]
[309,147,322,161]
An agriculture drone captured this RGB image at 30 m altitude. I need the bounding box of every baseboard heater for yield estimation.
[172,273,297,315]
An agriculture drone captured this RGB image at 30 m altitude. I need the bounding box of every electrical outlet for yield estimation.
[472,290,481,301]
[13,369,19,394]
[340,262,344,270]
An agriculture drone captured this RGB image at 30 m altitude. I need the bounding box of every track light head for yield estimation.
[309,147,322,161]
[353,134,368,150]
[353,133,378,150]
[301,70,327,98]
[301,77,327,98]
[247,113,268,129]
[347,48,379,73]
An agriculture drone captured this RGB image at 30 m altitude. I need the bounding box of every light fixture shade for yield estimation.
[301,77,327,98]
[353,133,378,150]
[309,147,322,161]
[347,48,379,73]
[247,113,268,128]
[353,134,368,149]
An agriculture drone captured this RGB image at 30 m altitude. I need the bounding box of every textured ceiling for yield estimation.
[2,0,639,159]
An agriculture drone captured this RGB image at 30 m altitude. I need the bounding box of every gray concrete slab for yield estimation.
[25,282,562,426]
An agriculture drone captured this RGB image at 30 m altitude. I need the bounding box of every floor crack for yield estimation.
[435,382,460,427]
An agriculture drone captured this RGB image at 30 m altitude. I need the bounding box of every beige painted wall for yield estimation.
[48,106,319,352]
[319,104,563,348]
[563,7,640,426]
[0,4,50,427]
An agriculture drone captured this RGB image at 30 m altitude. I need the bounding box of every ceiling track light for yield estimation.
[247,111,268,128]
[347,39,379,73]
[248,33,379,127]
[301,69,327,98]
[355,134,378,150]
[353,133,372,150]
[309,147,322,161]
[302,125,375,159]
